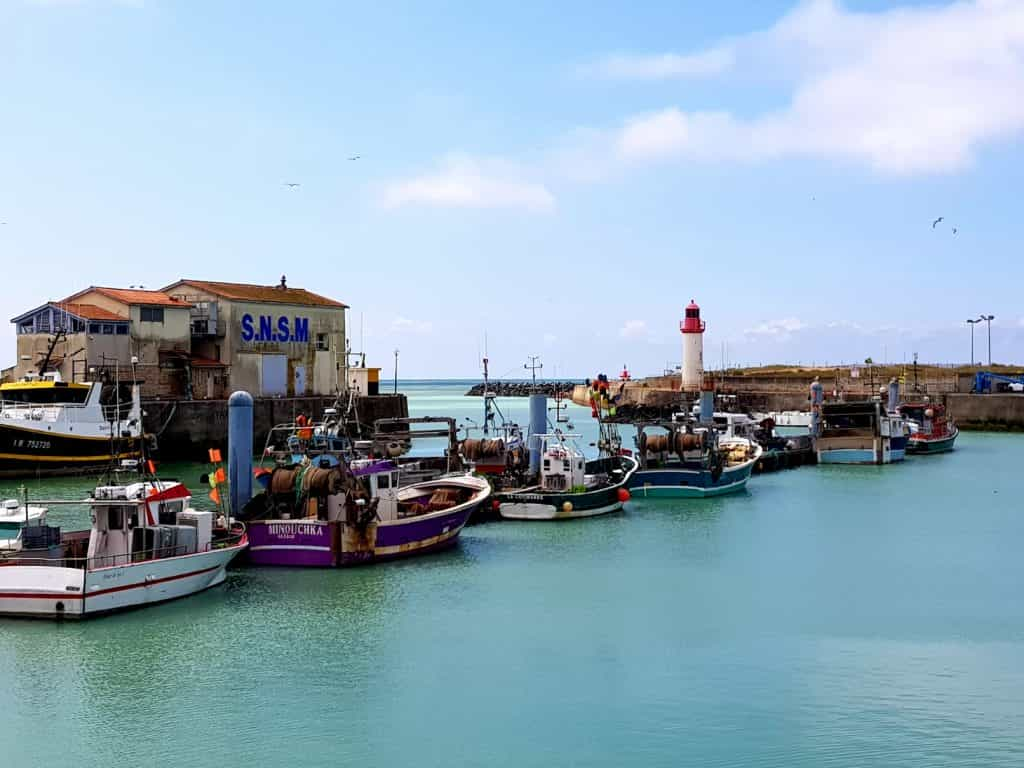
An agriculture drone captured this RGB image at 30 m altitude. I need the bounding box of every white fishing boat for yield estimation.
[0,477,247,619]
[0,372,143,477]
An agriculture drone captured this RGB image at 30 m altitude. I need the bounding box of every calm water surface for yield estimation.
[2,381,1023,767]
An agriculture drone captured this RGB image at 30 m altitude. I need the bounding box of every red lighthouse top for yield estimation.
[680,299,705,334]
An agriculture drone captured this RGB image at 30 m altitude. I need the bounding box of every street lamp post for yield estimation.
[980,314,995,366]
[393,348,399,394]
[966,318,981,365]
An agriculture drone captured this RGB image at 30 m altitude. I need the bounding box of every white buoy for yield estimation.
[680,299,705,391]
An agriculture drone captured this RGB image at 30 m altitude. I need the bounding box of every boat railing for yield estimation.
[1,527,246,570]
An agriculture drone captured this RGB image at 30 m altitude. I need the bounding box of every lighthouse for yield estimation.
[680,299,705,391]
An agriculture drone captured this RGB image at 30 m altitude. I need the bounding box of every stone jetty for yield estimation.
[465,381,576,397]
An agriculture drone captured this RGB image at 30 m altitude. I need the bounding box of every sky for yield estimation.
[2,0,1023,379]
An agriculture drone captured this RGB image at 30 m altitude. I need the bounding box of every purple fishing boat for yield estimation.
[240,461,490,567]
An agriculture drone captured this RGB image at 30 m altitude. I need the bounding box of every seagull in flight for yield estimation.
[952,227,958,235]
[347,155,361,161]
[284,182,301,189]
[932,216,943,228]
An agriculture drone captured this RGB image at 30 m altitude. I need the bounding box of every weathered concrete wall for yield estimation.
[944,393,1024,431]
[144,393,408,460]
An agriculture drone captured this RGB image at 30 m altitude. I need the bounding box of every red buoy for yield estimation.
[617,488,631,503]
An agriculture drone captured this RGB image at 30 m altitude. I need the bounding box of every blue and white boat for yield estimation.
[815,400,908,465]
[627,421,761,498]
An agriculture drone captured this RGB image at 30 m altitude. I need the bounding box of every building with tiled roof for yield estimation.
[162,276,347,397]
[164,279,347,309]
[10,277,349,399]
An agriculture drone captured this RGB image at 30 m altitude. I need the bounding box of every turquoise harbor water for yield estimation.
[2,381,1024,767]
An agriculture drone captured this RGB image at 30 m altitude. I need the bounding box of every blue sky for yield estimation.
[2,0,1022,378]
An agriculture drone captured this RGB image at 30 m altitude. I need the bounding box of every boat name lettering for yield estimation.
[267,522,322,538]
[240,314,310,344]
[509,494,543,502]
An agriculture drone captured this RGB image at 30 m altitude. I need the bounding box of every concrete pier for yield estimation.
[944,394,1024,431]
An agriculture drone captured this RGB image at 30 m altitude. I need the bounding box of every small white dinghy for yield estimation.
[0,478,247,619]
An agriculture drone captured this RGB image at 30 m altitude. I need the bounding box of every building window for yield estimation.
[38,313,50,332]
[115,324,129,335]
[18,321,33,334]
[316,334,329,351]
[89,323,101,334]
[101,324,114,335]
[141,307,164,323]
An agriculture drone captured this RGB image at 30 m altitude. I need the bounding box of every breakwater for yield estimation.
[465,381,576,397]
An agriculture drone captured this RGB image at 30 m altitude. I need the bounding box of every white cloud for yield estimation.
[381,155,555,212]
[610,0,1024,174]
[391,316,433,335]
[744,317,807,339]
[588,48,735,80]
[619,319,648,339]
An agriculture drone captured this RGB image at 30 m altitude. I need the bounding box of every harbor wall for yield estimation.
[144,394,409,460]
[943,394,1024,431]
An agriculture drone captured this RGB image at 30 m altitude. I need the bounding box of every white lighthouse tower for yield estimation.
[680,299,705,391]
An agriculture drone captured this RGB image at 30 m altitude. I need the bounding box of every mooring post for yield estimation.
[528,392,547,476]
[228,390,254,518]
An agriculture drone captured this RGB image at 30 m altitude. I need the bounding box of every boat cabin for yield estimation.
[85,483,213,569]
[539,435,586,492]
[0,376,93,405]
[0,500,47,551]
[898,401,950,436]
[819,401,903,438]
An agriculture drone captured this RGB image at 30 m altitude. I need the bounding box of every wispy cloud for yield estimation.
[619,319,648,340]
[743,317,807,340]
[586,48,734,80]
[381,155,555,212]
[391,316,433,335]
[607,0,1024,174]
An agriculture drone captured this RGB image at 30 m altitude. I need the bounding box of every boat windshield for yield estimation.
[1,384,90,405]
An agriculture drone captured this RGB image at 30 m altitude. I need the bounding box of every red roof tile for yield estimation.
[164,279,347,308]
[64,287,190,308]
[52,302,127,321]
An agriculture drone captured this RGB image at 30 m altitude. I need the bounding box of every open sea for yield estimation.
[2,380,1023,767]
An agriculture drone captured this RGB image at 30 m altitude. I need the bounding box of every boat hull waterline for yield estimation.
[0,537,247,619]
[628,458,756,499]
[498,456,639,520]
[244,476,490,568]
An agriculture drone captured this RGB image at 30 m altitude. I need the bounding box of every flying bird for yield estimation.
[347,155,361,161]
[953,227,958,235]
[284,182,301,189]
[932,216,943,228]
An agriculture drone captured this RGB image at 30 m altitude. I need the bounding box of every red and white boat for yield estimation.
[0,478,247,619]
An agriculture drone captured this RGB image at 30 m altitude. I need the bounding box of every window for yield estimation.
[107,507,125,530]
[18,321,33,334]
[141,307,164,323]
[378,474,391,490]
[38,313,50,332]
[101,324,114,335]
[89,323,101,334]
[115,324,129,335]
[316,333,329,351]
